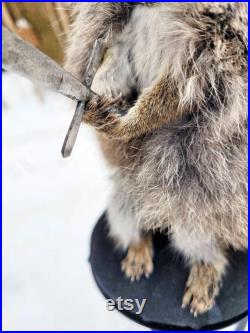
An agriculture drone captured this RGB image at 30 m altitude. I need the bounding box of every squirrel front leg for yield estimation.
[83,76,183,140]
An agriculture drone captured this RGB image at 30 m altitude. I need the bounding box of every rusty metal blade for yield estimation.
[61,38,106,158]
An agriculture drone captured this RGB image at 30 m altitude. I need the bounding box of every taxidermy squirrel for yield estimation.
[65,2,247,316]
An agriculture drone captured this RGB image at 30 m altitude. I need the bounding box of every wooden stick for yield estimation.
[2,3,16,32]
[16,18,40,47]
[8,2,22,20]
[55,2,70,34]
[45,2,63,46]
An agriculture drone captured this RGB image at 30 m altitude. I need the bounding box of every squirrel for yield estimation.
[65,2,247,316]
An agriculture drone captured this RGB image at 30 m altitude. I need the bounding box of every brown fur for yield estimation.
[121,234,153,281]
[84,76,181,140]
[182,262,220,316]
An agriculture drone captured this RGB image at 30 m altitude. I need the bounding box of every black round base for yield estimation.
[89,213,248,330]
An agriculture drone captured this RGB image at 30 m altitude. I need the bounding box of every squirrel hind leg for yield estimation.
[107,187,141,251]
[182,260,226,316]
[171,225,227,315]
[107,185,153,281]
[121,234,154,281]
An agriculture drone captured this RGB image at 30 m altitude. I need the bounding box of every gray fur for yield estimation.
[107,180,141,250]
[65,2,247,290]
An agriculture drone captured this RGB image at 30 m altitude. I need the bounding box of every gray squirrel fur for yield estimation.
[65,2,247,316]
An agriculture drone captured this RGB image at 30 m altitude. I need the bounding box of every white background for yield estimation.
[2,73,146,331]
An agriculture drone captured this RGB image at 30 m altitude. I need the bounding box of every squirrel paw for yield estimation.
[83,95,127,135]
[182,263,220,316]
[121,238,153,282]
